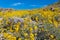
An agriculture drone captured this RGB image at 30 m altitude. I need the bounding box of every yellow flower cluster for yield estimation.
[0,8,60,40]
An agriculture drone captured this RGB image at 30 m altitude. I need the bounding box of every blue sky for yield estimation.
[0,0,58,10]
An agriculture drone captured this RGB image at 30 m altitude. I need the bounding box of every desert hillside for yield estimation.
[0,2,60,40]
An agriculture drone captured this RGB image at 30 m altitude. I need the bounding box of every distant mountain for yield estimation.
[0,8,14,12]
[44,1,60,9]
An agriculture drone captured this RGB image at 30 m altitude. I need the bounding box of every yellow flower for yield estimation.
[30,33,34,38]
[49,20,52,23]
[30,33,34,40]
[53,20,58,28]
[3,32,9,38]
[50,35,54,39]
[8,36,16,40]
[29,27,33,32]
[7,34,12,39]
[34,26,38,30]
[10,29,14,32]
[15,24,20,32]
[11,36,16,40]
[35,16,38,21]
[24,33,28,37]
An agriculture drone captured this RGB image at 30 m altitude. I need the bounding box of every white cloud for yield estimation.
[43,5,48,7]
[30,4,48,7]
[11,2,24,6]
